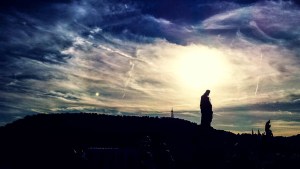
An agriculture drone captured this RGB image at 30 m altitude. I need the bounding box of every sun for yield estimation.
[175,45,230,90]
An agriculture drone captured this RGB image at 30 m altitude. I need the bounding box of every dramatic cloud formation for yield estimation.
[1,0,300,135]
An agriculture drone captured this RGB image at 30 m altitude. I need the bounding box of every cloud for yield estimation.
[200,1,300,47]
[217,99,300,113]
[1,0,300,136]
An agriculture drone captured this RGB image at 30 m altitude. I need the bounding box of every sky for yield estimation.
[1,0,300,136]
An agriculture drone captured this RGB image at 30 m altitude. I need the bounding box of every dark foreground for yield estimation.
[0,113,299,169]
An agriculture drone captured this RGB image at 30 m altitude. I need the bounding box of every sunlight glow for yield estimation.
[175,45,231,90]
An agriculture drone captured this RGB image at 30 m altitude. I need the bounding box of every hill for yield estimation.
[0,113,299,169]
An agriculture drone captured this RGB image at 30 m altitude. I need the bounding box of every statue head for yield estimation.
[204,90,210,96]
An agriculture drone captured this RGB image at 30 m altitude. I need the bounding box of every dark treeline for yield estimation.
[0,113,300,169]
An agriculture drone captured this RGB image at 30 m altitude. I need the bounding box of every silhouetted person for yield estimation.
[265,120,273,137]
[200,90,213,128]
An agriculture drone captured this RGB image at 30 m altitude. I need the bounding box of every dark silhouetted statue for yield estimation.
[200,90,213,128]
[263,120,273,152]
[265,120,273,137]
[171,108,174,118]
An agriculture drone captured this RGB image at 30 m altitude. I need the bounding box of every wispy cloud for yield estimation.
[1,0,300,136]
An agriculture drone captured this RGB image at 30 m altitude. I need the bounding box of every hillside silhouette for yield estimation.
[0,113,300,169]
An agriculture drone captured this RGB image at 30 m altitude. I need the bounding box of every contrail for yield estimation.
[255,52,263,96]
[96,44,142,99]
[122,60,135,99]
[98,44,146,63]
